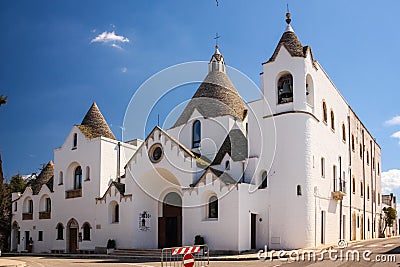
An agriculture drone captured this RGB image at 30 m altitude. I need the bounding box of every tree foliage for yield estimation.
[382,207,397,233]
[0,95,7,107]
[0,154,11,251]
[9,174,27,193]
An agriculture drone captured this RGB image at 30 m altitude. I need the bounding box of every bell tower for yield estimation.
[260,12,316,115]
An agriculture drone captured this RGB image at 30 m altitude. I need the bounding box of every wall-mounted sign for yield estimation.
[138,211,151,231]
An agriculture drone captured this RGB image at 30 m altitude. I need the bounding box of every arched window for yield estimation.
[297,185,302,196]
[277,74,293,104]
[208,195,218,219]
[29,199,33,213]
[322,101,327,123]
[45,198,51,212]
[225,160,230,170]
[351,135,355,151]
[82,222,91,241]
[85,166,90,181]
[59,171,63,185]
[352,177,356,194]
[342,123,346,142]
[330,110,335,130]
[367,185,370,200]
[306,74,314,107]
[56,223,64,240]
[110,201,119,223]
[360,144,363,159]
[366,151,370,165]
[259,171,268,189]
[378,163,380,175]
[74,166,82,190]
[73,133,77,149]
[192,120,201,148]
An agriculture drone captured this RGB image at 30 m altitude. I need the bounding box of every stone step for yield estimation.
[111,249,162,257]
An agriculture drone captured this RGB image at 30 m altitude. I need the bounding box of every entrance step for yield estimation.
[110,249,162,258]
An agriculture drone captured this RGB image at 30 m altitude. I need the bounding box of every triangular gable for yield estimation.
[125,126,209,168]
[193,167,237,187]
[96,181,132,204]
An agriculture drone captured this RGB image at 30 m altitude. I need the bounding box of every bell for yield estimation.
[280,82,292,97]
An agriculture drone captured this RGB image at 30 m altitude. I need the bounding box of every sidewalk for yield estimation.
[0,259,25,267]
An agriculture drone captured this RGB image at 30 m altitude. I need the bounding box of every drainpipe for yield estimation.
[362,130,366,240]
[370,140,374,238]
[117,142,121,182]
[339,156,342,240]
[347,115,352,240]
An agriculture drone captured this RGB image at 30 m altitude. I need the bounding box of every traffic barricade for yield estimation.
[161,244,209,267]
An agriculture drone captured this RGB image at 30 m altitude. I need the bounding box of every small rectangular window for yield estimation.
[321,157,325,178]
[14,202,17,212]
[38,231,43,241]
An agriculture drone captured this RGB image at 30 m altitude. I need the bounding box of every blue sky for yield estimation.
[1,1,400,199]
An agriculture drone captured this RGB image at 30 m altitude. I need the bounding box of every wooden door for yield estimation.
[251,214,256,249]
[158,217,166,248]
[69,228,78,253]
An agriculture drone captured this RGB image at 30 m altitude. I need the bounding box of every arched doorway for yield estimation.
[158,192,182,248]
[66,219,79,253]
[11,221,19,251]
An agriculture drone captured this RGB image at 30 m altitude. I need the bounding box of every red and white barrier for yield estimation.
[171,246,201,255]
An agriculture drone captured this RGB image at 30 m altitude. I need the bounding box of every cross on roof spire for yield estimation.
[214,33,221,49]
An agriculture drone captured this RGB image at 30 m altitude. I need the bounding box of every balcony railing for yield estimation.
[39,211,51,219]
[65,188,82,199]
[22,213,33,220]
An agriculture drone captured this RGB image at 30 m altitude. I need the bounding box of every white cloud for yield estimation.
[382,169,400,193]
[91,31,129,44]
[385,116,400,126]
[390,131,400,144]
[121,67,128,73]
[111,43,122,50]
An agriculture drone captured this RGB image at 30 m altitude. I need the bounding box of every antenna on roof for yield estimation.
[157,114,160,127]
[286,3,290,13]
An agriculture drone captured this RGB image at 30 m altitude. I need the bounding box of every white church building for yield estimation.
[11,14,383,253]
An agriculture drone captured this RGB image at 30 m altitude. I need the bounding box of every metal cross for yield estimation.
[214,33,221,47]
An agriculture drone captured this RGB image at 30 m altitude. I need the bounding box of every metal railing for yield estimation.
[161,245,209,267]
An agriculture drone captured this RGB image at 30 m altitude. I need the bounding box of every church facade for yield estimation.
[11,15,383,253]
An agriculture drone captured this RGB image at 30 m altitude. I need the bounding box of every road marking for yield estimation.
[353,245,364,248]
[383,244,394,247]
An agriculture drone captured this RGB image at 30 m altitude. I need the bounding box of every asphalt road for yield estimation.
[2,237,400,267]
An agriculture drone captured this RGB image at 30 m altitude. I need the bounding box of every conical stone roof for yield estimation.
[268,28,306,62]
[173,49,247,127]
[30,161,54,194]
[77,102,116,140]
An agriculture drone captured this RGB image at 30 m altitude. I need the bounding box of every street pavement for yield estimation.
[1,237,399,267]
